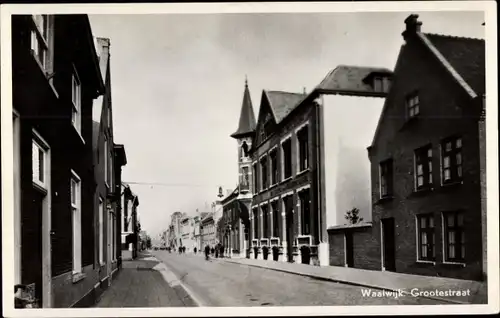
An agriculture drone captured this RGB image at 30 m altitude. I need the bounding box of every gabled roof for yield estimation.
[316,65,393,97]
[421,33,485,97]
[369,15,485,149]
[231,80,257,138]
[264,90,306,124]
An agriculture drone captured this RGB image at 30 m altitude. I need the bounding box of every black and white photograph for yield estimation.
[1,1,498,317]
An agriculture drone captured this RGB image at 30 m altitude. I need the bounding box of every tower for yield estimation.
[230,76,256,198]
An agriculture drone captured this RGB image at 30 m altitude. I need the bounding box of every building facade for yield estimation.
[121,184,140,259]
[92,36,127,302]
[367,15,486,280]
[219,189,248,258]
[12,14,106,307]
[201,213,217,248]
[327,14,486,281]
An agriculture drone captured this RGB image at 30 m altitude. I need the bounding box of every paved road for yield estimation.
[152,251,447,306]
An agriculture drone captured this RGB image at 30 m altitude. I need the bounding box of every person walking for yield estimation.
[204,244,210,261]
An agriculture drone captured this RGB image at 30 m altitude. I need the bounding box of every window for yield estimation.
[442,137,463,184]
[252,162,258,193]
[374,77,384,91]
[262,205,269,238]
[443,211,465,262]
[32,139,47,188]
[415,145,433,190]
[300,190,311,235]
[417,214,435,261]
[260,156,268,190]
[297,126,309,172]
[282,138,292,180]
[272,201,279,238]
[71,71,82,134]
[379,159,394,198]
[30,15,50,70]
[270,148,278,185]
[71,172,82,273]
[253,208,259,239]
[99,198,104,265]
[104,138,109,186]
[109,153,114,189]
[406,93,420,118]
[240,166,250,191]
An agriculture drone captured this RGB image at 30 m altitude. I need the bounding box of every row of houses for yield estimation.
[11,14,138,308]
[162,202,223,252]
[218,14,486,281]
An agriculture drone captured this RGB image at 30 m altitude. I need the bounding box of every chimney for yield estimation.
[303,87,307,95]
[402,14,422,41]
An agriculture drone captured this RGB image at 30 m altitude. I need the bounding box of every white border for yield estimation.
[1,1,499,317]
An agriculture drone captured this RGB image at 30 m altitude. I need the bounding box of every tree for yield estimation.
[345,207,364,224]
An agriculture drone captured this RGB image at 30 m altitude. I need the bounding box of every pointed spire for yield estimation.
[231,77,257,139]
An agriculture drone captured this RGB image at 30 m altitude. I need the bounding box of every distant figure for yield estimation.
[179,247,182,254]
[194,247,197,254]
[204,245,210,261]
[215,246,219,258]
[220,244,225,258]
[211,247,215,255]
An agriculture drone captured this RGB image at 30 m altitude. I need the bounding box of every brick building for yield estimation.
[92,37,127,300]
[328,14,486,281]
[12,15,105,307]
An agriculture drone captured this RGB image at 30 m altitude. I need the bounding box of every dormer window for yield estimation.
[374,76,383,91]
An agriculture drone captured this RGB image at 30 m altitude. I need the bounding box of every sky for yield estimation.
[88,11,485,239]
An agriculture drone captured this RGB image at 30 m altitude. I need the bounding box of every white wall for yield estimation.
[322,94,384,227]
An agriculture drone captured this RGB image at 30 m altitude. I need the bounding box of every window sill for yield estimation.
[416,260,436,265]
[375,196,394,204]
[72,272,86,284]
[281,177,293,184]
[440,181,463,189]
[73,126,85,145]
[296,168,310,176]
[31,51,59,99]
[442,261,466,268]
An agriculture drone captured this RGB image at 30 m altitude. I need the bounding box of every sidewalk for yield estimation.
[218,257,487,305]
[94,252,197,307]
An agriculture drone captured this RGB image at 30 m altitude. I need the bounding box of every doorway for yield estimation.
[284,195,294,263]
[345,232,354,267]
[381,218,396,271]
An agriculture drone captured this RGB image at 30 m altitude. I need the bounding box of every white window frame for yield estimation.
[99,197,104,265]
[71,170,82,274]
[30,15,52,72]
[295,123,309,174]
[32,137,48,190]
[104,137,109,188]
[71,66,82,136]
[280,134,293,182]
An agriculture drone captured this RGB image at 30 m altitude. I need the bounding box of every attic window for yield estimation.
[374,77,384,91]
[406,93,420,118]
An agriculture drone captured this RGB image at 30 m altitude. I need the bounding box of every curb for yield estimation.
[222,259,473,305]
[150,256,205,307]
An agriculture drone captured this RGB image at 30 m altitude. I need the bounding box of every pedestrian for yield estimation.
[211,247,215,255]
[215,245,219,258]
[204,244,210,261]
[220,244,224,258]
[194,247,197,254]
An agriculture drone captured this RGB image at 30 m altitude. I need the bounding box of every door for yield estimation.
[285,196,294,262]
[345,232,354,267]
[382,218,396,271]
[24,189,45,307]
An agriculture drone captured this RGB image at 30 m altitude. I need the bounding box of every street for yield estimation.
[152,251,448,306]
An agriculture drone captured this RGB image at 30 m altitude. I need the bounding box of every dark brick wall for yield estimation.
[12,15,103,306]
[328,232,344,266]
[250,100,320,251]
[369,37,483,280]
[328,226,380,270]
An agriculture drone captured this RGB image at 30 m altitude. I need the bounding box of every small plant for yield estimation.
[345,207,364,225]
